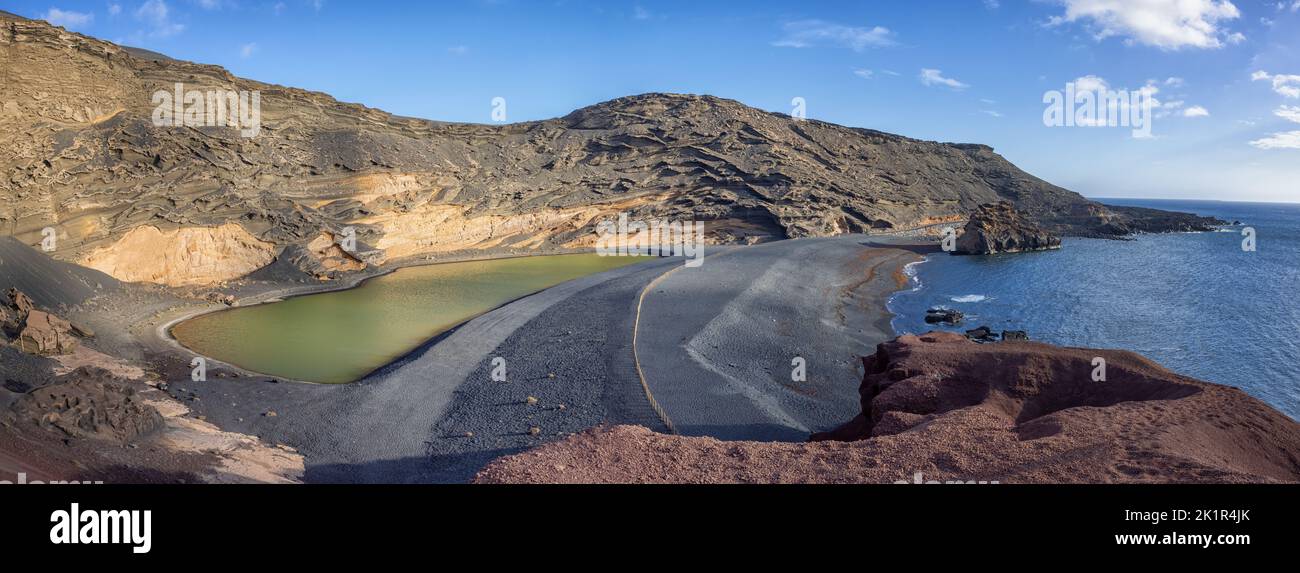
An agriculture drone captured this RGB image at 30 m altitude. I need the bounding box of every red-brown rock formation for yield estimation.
[475,332,1300,483]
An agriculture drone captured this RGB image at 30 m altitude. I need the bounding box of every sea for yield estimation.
[889,199,1300,420]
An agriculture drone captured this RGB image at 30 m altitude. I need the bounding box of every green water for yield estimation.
[171,254,645,384]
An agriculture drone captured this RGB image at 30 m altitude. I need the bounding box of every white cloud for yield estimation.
[43,8,94,29]
[1073,74,1109,92]
[1249,131,1300,149]
[108,3,122,16]
[919,68,968,90]
[1048,0,1243,50]
[984,0,1001,8]
[980,109,1003,117]
[239,42,257,58]
[1275,105,1300,123]
[1164,76,1185,87]
[1183,105,1209,117]
[136,0,185,37]
[1252,71,1300,99]
[773,20,895,51]
[853,69,873,79]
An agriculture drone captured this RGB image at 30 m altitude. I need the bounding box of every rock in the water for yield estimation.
[964,325,997,342]
[924,307,964,325]
[1001,330,1029,341]
[954,201,1062,255]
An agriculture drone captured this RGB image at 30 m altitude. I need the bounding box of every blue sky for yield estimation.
[8,0,1300,202]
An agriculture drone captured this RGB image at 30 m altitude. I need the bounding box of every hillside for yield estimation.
[1,12,1218,286]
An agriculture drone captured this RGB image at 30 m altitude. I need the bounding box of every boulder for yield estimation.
[954,201,1062,255]
[964,325,997,343]
[15,309,79,355]
[924,307,964,325]
[11,367,164,444]
[1001,330,1029,341]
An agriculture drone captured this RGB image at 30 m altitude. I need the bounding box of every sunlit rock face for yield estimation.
[0,12,1219,285]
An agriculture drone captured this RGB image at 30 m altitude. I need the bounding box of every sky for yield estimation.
[6,0,1300,203]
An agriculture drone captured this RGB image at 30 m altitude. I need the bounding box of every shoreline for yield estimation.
[155,250,633,385]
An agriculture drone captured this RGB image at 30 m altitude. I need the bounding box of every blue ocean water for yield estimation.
[889,199,1300,420]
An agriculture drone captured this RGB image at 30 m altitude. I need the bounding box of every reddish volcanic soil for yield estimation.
[475,332,1300,484]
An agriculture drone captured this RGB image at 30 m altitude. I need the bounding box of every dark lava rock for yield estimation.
[9,367,164,444]
[924,307,964,325]
[1001,330,1029,341]
[965,326,998,343]
[954,202,1062,255]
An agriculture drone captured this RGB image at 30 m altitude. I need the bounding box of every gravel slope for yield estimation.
[637,235,919,441]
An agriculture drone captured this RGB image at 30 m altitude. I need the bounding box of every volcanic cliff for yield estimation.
[1,12,1220,286]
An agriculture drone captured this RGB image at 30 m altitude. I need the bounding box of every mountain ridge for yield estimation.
[1,12,1220,286]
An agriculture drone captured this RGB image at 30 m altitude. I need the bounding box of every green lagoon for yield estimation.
[171,254,644,383]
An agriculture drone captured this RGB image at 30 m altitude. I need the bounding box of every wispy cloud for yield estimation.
[1252,70,1300,98]
[1249,131,1300,149]
[1275,105,1300,123]
[136,0,185,37]
[239,42,258,58]
[42,8,94,29]
[919,68,968,90]
[1047,0,1243,50]
[853,69,873,80]
[1183,105,1209,117]
[773,20,895,51]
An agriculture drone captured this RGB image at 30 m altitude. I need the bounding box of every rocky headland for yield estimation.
[954,201,1062,255]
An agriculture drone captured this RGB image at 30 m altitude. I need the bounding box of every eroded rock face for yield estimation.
[78,224,276,286]
[954,201,1062,255]
[2,287,87,355]
[474,333,1300,483]
[15,309,78,355]
[10,367,164,444]
[0,13,1221,285]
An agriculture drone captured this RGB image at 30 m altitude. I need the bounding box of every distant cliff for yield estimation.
[1,12,1220,285]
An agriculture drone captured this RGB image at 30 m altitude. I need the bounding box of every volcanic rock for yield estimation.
[475,332,1300,483]
[2,288,90,355]
[964,325,997,342]
[924,307,963,324]
[15,310,78,355]
[954,202,1062,255]
[9,367,164,444]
